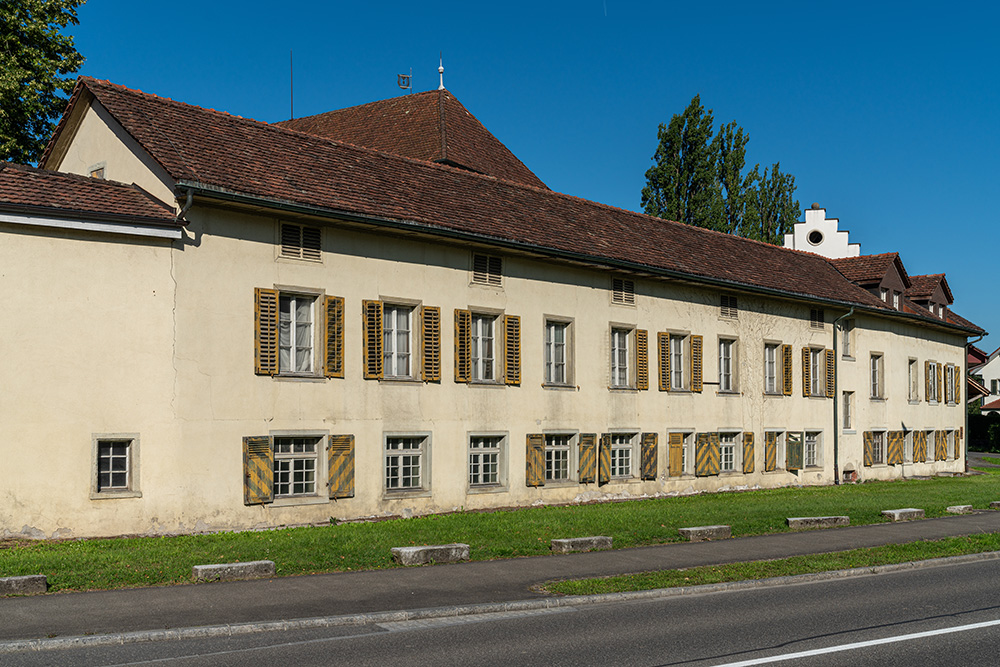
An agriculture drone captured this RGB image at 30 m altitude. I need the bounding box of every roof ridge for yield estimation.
[276,89,441,125]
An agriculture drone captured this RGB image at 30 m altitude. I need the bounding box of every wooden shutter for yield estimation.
[936,366,943,405]
[935,430,946,461]
[454,309,471,382]
[598,434,611,485]
[254,288,279,375]
[504,314,521,385]
[764,432,777,472]
[887,431,904,466]
[742,432,755,474]
[801,348,811,397]
[526,434,545,487]
[668,432,683,477]
[323,296,345,378]
[657,332,670,391]
[691,335,703,393]
[243,436,273,505]
[421,306,441,382]
[636,329,649,390]
[362,300,383,380]
[863,431,874,467]
[579,433,597,483]
[925,361,931,402]
[914,431,927,463]
[954,368,961,403]
[956,428,962,459]
[786,432,803,471]
[825,349,836,398]
[640,432,657,480]
[695,432,719,476]
[781,344,793,395]
[328,434,354,498]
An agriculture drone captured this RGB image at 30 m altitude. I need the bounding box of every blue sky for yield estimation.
[71,1,999,350]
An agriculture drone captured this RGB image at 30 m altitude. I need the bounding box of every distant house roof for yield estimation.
[981,396,1000,412]
[829,252,911,288]
[968,376,989,401]
[275,90,548,190]
[906,273,954,304]
[969,344,989,366]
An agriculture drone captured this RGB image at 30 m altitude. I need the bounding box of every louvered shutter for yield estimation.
[914,431,927,463]
[764,432,777,472]
[300,225,321,261]
[887,431,904,465]
[243,436,273,505]
[668,432,683,477]
[935,430,946,461]
[526,434,545,487]
[691,335,703,392]
[954,368,961,403]
[323,296,345,378]
[936,366,943,405]
[925,361,931,402]
[579,433,597,483]
[695,433,719,476]
[362,300,383,380]
[421,306,441,382]
[863,431,874,466]
[825,349,836,398]
[328,435,355,498]
[640,432,657,480]
[636,329,649,390]
[658,332,670,391]
[598,434,611,485]
[802,348,811,397]
[454,309,471,382]
[254,288,279,375]
[781,344,793,395]
[742,432,755,474]
[504,315,521,385]
[786,432,803,471]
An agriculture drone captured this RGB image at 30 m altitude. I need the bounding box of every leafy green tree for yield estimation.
[0,0,85,164]
[741,162,799,244]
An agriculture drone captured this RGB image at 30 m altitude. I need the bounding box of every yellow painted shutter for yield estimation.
[362,300,383,380]
[954,368,961,403]
[503,314,521,386]
[454,309,471,383]
[925,361,931,402]
[935,430,946,461]
[668,432,683,477]
[579,433,597,483]
[787,432,803,471]
[324,296,345,378]
[695,433,719,476]
[243,436,273,505]
[636,329,649,390]
[936,366,943,404]
[598,434,611,485]
[328,434,355,498]
[254,288,278,375]
[658,332,670,391]
[526,434,545,487]
[802,347,811,397]
[825,349,836,398]
[863,431,874,466]
[742,432,755,474]
[691,335,703,393]
[781,344,793,396]
[956,428,962,459]
[764,432,777,472]
[887,431,904,465]
[640,432,657,480]
[421,306,441,382]
[914,431,926,462]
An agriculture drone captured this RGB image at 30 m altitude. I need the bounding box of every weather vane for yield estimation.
[397,68,412,94]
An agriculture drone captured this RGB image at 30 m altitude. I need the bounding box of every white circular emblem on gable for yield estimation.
[807,230,824,246]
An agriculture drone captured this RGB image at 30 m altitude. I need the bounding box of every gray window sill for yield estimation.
[469,380,505,388]
[467,484,508,495]
[609,386,638,392]
[716,390,740,396]
[842,429,857,435]
[272,495,328,507]
[381,376,421,384]
[90,490,142,500]
[275,374,325,383]
[383,489,432,499]
[542,382,576,391]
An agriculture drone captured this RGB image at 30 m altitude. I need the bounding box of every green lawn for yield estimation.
[981,456,1000,465]
[2,469,999,593]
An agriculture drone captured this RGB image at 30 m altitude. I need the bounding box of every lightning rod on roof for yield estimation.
[438,53,445,90]
[398,68,412,94]
[289,50,294,119]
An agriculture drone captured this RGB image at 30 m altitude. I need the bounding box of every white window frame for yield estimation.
[947,430,956,459]
[840,319,854,358]
[928,361,939,403]
[382,304,413,379]
[719,338,737,392]
[610,327,632,388]
[870,353,884,399]
[91,433,141,499]
[904,431,913,463]
[804,431,821,467]
[871,431,886,465]
[880,287,888,302]
[771,431,787,471]
[764,343,779,395]
[679,432,694,475]
[609,432,637,479]
[544,319,570,385]
[670,334,687,390]
[468,433,506,490]
[810,348,824,396]
[892,291,901,309]
[470,313,497,381]
[944,365,955,404]
[842,391,854,431]
[273,436,322,498]
[908,358,919,401]
[385,434,430,493]
[278,293,315,374]
[544,433,575,482]
[719,431,741,472]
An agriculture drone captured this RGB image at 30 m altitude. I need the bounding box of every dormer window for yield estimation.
[280,223,322,261]
[880,288,888,302]
[892,292,901,309]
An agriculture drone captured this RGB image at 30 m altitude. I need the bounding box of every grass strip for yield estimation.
[2,468,999,593]
[543,533,1000,595]
[981,456,1000,465]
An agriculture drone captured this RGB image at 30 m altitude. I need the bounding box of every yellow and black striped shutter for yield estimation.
[579,433,597,483]
[914,431,926,462]
[421,306,441,382]
[935,430,946,461]
[956,428,962,459]
[825,349,836,398]
[254,288,279,375]
[863,431,874,466]
[924,361,931,402]
[362,300,383,380]
[658,332,670,391]
[526,434,545,487]
[504,314,521,386]
[764,432,777,472]
[955,369,961,403]
[801,348,811,397]
[324,296,345,378]
[598,434,611,485]
[668,432,683,476]
[328,434,355,498]
[781,344,793,395]
[887,431,904,465]
[454,309,472,383]
[742,432,755,474]
[640,432,657,480]
[691,335,704,393]
[695,433,719,476]
[786,432,803,471]
[936,366,943,405]
[243,436,273,505]
[636,329,649,390]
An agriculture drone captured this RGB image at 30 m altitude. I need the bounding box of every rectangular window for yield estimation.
[872,431,885,465]
[904,431,913,463]
[610,433,635,478]
[96,439,131,492]
[611,328,631,387]
[810,309,824,329]
[843,391,854,430]
[385,436,427,491]
[908,359,918,401]
[670,335,686,389]
[948,430,956,459]
[810,348,824,396]
[764,343,778,394]
[880,287,888,302]
[273,437,319,497]
[472,253,503,286]
[279,294,314,373]
[680,433,692,475]
[870,353,884,399]
[893,291,901,309]
[720,294,738,318]
[468,435,502,486]
[612,278,635,305]
[720,432,738,472]
[804,431,820,467]
[470,314,496,381]
[719,339,736,392]
[382,305,413,378]
[945,365,955,404]
[841,319,854,357]
[544,434,572,481]
[545,320,568,384]
[279,222,321,261]
[993,379,1000,395]
[928,362,939,402]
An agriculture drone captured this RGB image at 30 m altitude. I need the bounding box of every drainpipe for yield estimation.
[966,333,985,473]
[832,307,856,485]
[175,189,194,225]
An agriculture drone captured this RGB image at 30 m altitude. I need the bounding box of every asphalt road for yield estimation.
[9,556,1000,666]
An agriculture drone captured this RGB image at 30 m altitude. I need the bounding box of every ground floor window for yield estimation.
[92,434,140,498]
[609,433,636,478]
[545,434,572,481]
[273,437,320,496]
[872,431,885,465]
[720,432,740,472]
[469,435,503,486]
[386,435,427,490]
[804,431,821,467]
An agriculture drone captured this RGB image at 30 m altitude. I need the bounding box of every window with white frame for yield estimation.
[904,431,913,463]
[841,319,854,357]
[871,431,885,465]
[928,361,939,402]
[468,435,503,487]
[843,391,854,430]
[610,433,636,478]
[720,432,739,472]
[764,343,779,394]
[719,338,736,392]
[671,334,686,390]
[870,353,884,399]
[680,432,693,475]
[810,348,824,396]
[273,437,320,497]
[880,287,888,302]
[945,365,956,404]
[385,435,427,491]
[948,430,956,459]
[908,359,918,401]
[95,437,137,494]
[611,327,631,387]
[382,304,413,378]
[544,320,569,384]
[278,294,314,373]
[544,434,572,481]
[470,314,496,381]
[892,291,901,309]
[804,431,821,467]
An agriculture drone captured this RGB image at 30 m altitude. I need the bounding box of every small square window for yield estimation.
[810,309,824,329]
[721,295,739,318]
[273,437,320,497]
[280,223,321,261]
[92,434,140,499]
[385,435,428,491]
[472,253,503,286]
[612,278,635,305]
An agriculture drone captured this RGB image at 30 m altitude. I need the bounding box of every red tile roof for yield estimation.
[0,162,176,225]
[981,397,1000,411]
[906,273,953,304]
[829,252,911,287]
[275,90,548,190]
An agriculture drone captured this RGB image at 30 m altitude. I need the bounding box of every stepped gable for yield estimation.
[276,89,548,190]
[0,161,175,224]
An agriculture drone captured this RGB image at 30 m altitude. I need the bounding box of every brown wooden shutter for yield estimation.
[454,309,471,383]
[254,288,279,375]
[658,332,670,391]
[954,367,961,403]
[825,349,836,398]
[914,431,926,463]
[640,432,657,480]
[691,335,703,392]
[925,361,931,402]
[526,434,545,487]
[935,430,946,461]
[887,431,903,466]
[742,432,755,474]
[668,432,683,477]
[243,436,273,505]
[503,314,521,385]
[936,366,943,404]
[764,432,777,472]
[802,347,811,397]
[695,432,719,476]
[598,434,611,485]
[956,429,962,459]
[781,344,793,395]
[786,432,803,471]
[863,431,874,466]
[362,300,383,380]
[323,296,345,378]
[579,433,597,483]
[635,329,649,390]
[328,434,355,498]
[421,306,441,382]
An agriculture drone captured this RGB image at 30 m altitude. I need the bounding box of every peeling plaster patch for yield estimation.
[50,527,74,539]
[18,525,47,540]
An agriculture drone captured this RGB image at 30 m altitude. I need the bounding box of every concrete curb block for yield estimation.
[8,549,1000,654]
[551,536,612,553]
[0,575,47,596]
[678,525,731,541]
[786,516,850,529]
[881,508,925,522]
[192,560,275,582]
[391,544,470,565]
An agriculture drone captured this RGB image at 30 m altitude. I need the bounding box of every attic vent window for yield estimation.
[720,294,738,318]
[89,167,105,180]
[810,308,825,329]
[612,278,635,305]
[280,223,321,261]
[472,253,503,286]
[807,230,824,246]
